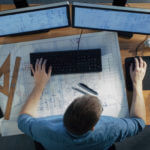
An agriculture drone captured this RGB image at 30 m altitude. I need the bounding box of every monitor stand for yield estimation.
[112,0,133,39]
[112,0,127,6]
[13,0,29,8]
[11,0,50,36]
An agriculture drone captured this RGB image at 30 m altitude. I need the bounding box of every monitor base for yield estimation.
[118,31,133,39]
[13,0,29,8]
[112,0,127,6]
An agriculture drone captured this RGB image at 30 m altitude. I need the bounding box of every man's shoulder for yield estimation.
[95,116,145,130]
[18,114,63,122]
[97,115,145,123]
[92,116,145,142]
[96,115,120,124]
[18,114,64,131]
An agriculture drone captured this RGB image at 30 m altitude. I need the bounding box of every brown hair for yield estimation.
[63,95,102,135]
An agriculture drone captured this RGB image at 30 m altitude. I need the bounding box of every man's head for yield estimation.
[63,95,102,135]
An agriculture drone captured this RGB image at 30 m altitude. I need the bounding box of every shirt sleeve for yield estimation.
[18,114,63,142]
[17,114,51,142]
[18,114,38,138]
[114,117,145,142]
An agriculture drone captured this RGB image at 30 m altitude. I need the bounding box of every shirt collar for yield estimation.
[65,128,92,138]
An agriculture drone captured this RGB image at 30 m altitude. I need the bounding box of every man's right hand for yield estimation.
[130,57,147,89]
[31,58,52,90]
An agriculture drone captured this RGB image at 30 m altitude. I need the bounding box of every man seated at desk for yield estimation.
[18,57,147,150]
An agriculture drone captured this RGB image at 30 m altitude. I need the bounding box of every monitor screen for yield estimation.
[73,3,150,35]
[0,2,70,36]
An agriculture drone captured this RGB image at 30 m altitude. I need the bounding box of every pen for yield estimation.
[72,87,89,95]
[78,83,98,95]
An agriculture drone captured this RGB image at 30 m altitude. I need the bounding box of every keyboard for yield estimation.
[30,49,102,75]
[125,56,150,91]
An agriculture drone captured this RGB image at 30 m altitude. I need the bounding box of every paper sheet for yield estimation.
[0,31,129,136]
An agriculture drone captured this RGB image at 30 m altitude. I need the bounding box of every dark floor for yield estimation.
[0,134,36,150]
[115,126,150,150]
[0,126,150,150]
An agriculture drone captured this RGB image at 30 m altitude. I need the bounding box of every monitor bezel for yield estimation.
[0,1,71,37]
[72,2,150,35]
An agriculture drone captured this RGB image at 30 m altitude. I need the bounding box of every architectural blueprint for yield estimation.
[0,31,129,136]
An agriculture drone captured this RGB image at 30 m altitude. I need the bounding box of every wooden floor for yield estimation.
[0,3,150,124]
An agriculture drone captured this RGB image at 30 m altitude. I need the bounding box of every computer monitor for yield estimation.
[0,1,70,36]
[72,2,150,35]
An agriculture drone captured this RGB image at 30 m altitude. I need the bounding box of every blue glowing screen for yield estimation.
[74,7,150,34]
[0,7,68,36]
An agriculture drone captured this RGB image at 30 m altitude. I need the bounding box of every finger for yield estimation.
[42,59,47,71]
[35,59,39,71]
[130,63,133,75]
[48,66,52,77]
[38,58,43,71]
[139,57,144,68]
[135,58,139,70]
[143,61,147,69]
[30,64,35,75]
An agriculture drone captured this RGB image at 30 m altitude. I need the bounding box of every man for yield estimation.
[18,57,147,150]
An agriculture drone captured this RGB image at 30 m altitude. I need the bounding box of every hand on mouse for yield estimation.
[130,57,147,89]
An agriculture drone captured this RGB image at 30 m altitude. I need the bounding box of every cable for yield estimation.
[77,29,83,50]
[135,35,149,56]
[125,3,148,56]
[126,3,130,7]
[126,2,130,7]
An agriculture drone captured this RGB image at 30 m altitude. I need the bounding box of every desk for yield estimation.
[0,3,150,124]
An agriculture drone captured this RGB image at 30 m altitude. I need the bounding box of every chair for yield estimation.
[108,144,116,150]
[34,141,116,150]
[34,141,45,150]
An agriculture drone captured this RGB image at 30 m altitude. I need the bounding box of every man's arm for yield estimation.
[20,58,52,117]
[130,57,147,122]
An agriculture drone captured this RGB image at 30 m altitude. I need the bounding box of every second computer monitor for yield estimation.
[72,2,150,35]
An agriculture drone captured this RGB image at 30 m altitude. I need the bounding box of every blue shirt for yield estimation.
[18,114,145,150]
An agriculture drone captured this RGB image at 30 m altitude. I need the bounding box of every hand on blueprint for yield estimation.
[130,57,147,88]
[31,58,52,89]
